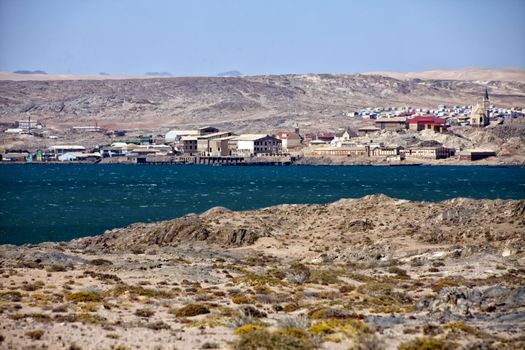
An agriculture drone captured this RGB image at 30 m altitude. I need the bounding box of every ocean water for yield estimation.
[1,164,524,245]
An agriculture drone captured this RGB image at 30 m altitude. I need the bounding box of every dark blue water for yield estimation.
[1,164,524,245]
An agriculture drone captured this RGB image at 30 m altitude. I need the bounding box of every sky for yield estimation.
[0,0,524,76]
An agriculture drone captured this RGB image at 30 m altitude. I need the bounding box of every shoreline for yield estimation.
[1,160,524,167]
[3,192,525,247]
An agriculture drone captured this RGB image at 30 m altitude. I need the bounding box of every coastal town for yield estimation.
[1,89,524,165]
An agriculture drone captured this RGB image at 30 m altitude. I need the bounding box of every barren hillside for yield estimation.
[1,71,524,133]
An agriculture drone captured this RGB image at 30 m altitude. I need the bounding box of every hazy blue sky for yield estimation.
[0,0,524,76]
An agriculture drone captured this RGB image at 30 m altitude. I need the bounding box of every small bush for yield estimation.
[10,313,51,323]
[308,319,370,337]
[229,314,260,329]
[89,259,113,266]
[22,281,45,291]
[274,328,310,341]
[286,263,311,284]
[339,285,355,293]
[112,284,173,299]
[77,312,107,324]
[46,264,67,272]
[146,321,171,330]
[233,329,315,350]
[277,314,310,330]
[309,269,340,285]
[0,291,23,302]
[26,329,44,340]
[240,305,267,318]
[232,295,253,304]
[172,303,210,317]
[354,333,385,350]
[308,307,363,320]
[423,324,443,336]
[135,308,154,318]
[52,304,68,313]
[388,266,409,277]
[234,324,265,335]
[66,291,103,303]
[283,303,300,312]
[398,337,458,350]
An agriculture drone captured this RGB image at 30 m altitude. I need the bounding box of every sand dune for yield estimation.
[364,67,525,82]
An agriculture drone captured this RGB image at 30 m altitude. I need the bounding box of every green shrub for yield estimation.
[232,295,253,304]
[234,324,265,335]
[66,291,103,303]
[112,284,173,299]
[22,281,45,291]
[134,308,155,318]
[233,329,315,350]
[309,269,340,285]
[398,337,458,350]
[172,303,210,317]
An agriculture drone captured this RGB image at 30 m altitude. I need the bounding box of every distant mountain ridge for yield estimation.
[145,72,173,77]
[217,70,242,77]
[13,70,47,75]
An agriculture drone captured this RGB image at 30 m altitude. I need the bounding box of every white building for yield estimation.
[4,128,24,134]
[330,128,352,147]
[234,134,282,156]
[48,145,86,154]
[165,126,219,143]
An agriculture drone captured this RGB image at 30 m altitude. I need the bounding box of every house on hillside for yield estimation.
[357,126,381,136]
[375,117,407,131]
[406,116,447,133]
[275,130,303,151]
[331,128,356,147]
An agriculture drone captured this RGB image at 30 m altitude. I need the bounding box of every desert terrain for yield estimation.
[1,195,524,349]
[1,69,524,134]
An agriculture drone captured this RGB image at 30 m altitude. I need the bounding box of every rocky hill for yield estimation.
[77,195,525,260]
[1,71,524,132]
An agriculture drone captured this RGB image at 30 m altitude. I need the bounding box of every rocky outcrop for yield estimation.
[75,195,525,254]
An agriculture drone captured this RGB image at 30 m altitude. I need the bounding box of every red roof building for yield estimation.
[407,116,447,133]
[316,133,335,141]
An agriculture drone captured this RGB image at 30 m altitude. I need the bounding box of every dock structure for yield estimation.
[196,156,245,165]
[136,155,293,166]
